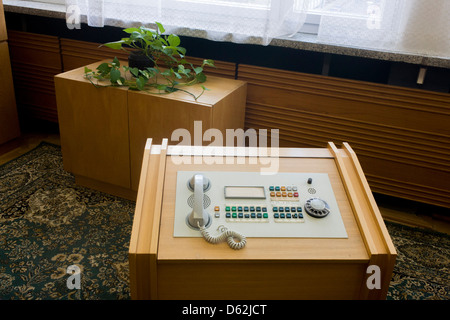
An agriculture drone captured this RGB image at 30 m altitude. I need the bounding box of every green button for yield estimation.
[232,206,237,211]
[232,213,237,218]
[263,213,268,219]
[225,206,231,212]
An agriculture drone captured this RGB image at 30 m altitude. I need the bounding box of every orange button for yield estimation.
[276,192,281,197]
[270,192,276,197]
[282,192,287,197]
[214,206,220,211]
[281,186,286,191]
[288,193,293,197]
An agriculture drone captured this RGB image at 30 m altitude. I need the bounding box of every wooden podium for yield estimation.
[129,139,396,300]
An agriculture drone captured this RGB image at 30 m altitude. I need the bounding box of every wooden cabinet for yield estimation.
[0,0,20,145]
[55,61,247,199]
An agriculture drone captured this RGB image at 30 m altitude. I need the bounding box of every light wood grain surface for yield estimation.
[129,141,396,299]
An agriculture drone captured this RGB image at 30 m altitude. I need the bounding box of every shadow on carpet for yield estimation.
[0,142,448,300]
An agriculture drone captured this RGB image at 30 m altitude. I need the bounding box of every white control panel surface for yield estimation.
[173,171,348,238]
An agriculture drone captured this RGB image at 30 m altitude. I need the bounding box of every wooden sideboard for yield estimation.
[0,0,20,145]
[55,61,247,199]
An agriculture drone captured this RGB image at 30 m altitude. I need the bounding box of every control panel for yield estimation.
[173,171,348,239]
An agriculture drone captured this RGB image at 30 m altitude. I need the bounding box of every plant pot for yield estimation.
[128,51,154,71]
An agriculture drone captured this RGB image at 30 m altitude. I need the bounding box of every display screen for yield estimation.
[224,186,266,199]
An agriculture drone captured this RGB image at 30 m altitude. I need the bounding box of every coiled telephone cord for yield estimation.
[198,223,247,250]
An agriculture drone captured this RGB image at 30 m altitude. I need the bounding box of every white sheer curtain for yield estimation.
[398,0,450,58]
[66,0,450,57]
[317,0,450,58]
[66,0,314,45]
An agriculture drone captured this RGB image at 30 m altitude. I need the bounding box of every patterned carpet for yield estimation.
[0,142,449,300]
[0,143,134,299]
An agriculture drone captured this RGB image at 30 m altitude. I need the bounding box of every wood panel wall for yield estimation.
[8,30,61,122]
[60,38,129,72]
[238,64,450,208]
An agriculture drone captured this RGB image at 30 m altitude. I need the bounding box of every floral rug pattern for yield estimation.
[385,222,449,300]
[0,143,134,299]
[0,142,449,300]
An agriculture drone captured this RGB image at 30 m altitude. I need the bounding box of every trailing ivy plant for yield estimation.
[84,22,215,101]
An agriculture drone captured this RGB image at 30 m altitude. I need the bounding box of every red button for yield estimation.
[294,192,299,197]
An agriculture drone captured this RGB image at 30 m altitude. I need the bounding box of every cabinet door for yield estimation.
[55,76,131,188]
[128,92,212,191]
[0,41,20,144]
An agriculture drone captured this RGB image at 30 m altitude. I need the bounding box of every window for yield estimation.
[300,0,385,18]
[16,0,383,38]
[295,0,389,35]
[13,0,450,57]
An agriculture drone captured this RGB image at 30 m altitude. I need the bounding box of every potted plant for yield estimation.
[84,22,215,101]
[103,22,184,70]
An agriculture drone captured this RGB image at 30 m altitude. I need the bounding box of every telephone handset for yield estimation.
[187,174,247,250]
[187,174,211,229]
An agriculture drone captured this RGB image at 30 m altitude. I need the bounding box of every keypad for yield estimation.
[272,206,304,222]
[269,186,299,201]
[211,184,303,223]
[220,204,304,223]
[223,205,269,222]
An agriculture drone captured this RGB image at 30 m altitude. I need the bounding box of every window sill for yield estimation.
[272,33,450,69]
[4,0,450,69]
